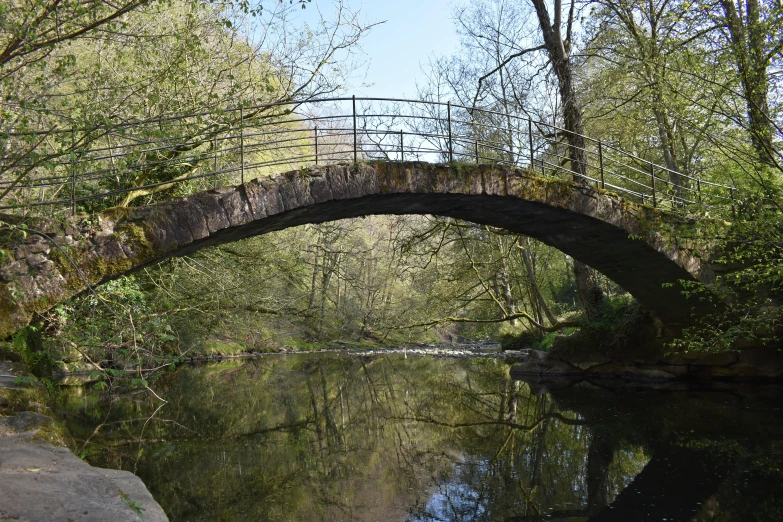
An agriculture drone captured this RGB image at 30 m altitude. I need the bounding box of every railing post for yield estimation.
[70,127,76,216]
[352,95,357,163]
[239,105,245,185]
[598,140,605,189]
[314,126,318,165]
[696,178,702,206]
[650,163,657,208]
[528,118,534,170]
[447,101,453,163]
[400,130,404,162]
[213,136,218,189]
[730,187,736,217]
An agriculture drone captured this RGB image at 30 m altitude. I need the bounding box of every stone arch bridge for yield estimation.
[0,162,712,338]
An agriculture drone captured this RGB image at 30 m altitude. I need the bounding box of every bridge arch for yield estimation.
[0,162,710,338]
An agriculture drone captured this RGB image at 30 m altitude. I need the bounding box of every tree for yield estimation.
[0,1,152,72]
[528,0,606,317]
[419,0,606,321]
[582,0,706,192]
[0,0,371,210]
[715,0,782,167]
[530,0,589,181]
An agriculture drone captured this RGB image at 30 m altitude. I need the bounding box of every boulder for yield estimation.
[0,432,169,522]
[509,350,583,376]
[585,363,679,381]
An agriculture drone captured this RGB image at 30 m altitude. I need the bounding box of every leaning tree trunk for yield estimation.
[531,0,604,318]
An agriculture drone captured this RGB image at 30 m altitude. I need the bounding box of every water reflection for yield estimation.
[56,354,783,521]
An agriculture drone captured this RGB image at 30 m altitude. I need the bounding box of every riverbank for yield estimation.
[501,300,783,382]
[48,343,524,384]
[510,344,783,381]
[43,339,783,386]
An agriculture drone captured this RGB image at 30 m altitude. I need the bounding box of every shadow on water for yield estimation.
[55,353,783,521]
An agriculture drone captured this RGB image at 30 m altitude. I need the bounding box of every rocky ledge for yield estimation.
[0,414,169,522]
[0,361,169,522]
[511,346,783,381]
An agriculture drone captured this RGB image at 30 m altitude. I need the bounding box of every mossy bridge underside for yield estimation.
[0,162,711,338]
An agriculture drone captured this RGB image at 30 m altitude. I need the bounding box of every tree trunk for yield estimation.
[574,258,605,322]
[720,0,774,165]
[531,0,588,181]
[587,427,615,515]
[500,254,517,325]
[521,238,558,326]
[651,104,685,195]
[308,243,320,311]
[530,0,604,317]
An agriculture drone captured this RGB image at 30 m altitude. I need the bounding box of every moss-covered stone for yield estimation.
[0,379,50,416]
[0,285,20,338]
[31,416,74,449]
[0,161,718,341]
[204,338,248,356]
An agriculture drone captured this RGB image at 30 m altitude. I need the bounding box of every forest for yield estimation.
[0,0,781,371]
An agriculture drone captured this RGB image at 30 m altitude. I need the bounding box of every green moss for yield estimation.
[31,418,74,449]
[99,206,135,224]
[117,222,154,259]
[204,338,248,355]
[48,221,155,296]
[0,382,50,416]
[0,284,20,338]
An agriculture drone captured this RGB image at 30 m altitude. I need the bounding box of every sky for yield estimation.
[294,0,461,98]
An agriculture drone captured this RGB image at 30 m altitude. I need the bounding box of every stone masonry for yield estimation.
[0,161,712,338]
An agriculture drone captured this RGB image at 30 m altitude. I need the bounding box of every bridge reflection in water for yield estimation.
[57,353,783,522]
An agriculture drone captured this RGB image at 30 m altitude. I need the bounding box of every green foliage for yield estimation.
[40,275,180,370]
[9,325,55,378]
[498,330,539,351]
[547,295,663,360]
[671,197,783,353]
[120,493,144,518]
[580,294,639,335]
[1,0,368,211]
[537,331,558,352]
[12,376,37,387]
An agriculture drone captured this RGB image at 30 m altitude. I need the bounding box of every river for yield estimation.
[55,352,783,521]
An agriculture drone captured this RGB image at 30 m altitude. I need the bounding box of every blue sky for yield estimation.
[297,0,460,98]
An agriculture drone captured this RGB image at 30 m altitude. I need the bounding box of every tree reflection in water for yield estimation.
[56,354,783,521]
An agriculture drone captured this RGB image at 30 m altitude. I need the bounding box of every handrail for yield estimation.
[0,96,739,215]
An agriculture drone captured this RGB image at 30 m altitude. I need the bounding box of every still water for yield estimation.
[56,353,783,521]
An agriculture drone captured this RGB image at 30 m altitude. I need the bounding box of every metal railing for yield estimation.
[0,97,738,215]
